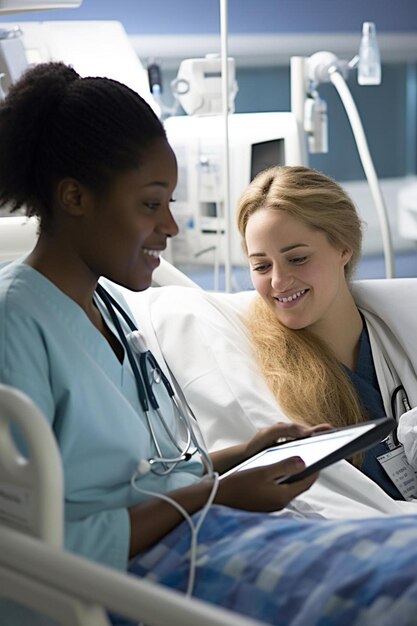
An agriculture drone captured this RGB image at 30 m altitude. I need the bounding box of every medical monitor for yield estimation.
[164,112,305,266]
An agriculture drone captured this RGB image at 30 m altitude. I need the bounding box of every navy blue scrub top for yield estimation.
[344,320,404,500]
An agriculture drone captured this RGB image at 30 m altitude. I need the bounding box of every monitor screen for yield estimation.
[251,138,285,180]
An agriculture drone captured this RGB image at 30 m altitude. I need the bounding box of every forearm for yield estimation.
[128,479,213,558]
[210,443,249,475]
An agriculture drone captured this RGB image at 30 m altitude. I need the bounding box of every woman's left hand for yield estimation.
[210,421,332,475]
[244,421,333,459]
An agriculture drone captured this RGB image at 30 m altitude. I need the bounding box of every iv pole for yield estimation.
[219,0,233,293]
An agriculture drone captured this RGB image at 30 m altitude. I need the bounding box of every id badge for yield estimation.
[377,445,417,501]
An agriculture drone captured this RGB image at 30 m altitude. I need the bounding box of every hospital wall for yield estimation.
[3,0,416,183]
[2,0,417,262]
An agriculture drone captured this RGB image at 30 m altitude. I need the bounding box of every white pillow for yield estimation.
[144,286,290,451]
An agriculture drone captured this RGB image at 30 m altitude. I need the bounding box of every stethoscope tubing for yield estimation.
[96,284,199,475]
[390,384,411,447]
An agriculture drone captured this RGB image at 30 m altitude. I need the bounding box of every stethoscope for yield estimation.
[96,284,205,476]
[391,384,411,446]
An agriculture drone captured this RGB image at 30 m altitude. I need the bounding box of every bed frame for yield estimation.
[0,384,263,626]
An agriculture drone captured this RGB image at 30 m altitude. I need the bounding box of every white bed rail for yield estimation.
[0,215,38,263]
[0,384,265,626]
[0,384,63,545]
[0,524,265,626]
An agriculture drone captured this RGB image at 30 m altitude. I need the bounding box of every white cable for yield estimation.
[329,68,395,278]
[130,472,219,598]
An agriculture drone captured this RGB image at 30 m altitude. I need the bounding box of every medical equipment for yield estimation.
[164,12,394,291]
[391,385,412,446]
[172,54,238,116]
[357,22,381,86]
[164,112,304,268]
[0,0,82,99]
[162,0,304,290]
[96,283,211,476]
[290,22,395,279]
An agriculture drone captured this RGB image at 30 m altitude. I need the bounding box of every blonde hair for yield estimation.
[238,166,366,453]
[237,165,362,281]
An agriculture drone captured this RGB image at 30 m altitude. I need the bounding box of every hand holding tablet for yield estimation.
[221,417,395,484]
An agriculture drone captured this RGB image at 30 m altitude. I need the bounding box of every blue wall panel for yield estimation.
[1,0,417,34]
[1,0,415,181]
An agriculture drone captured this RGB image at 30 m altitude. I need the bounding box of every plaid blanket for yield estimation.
[112,505,417,626]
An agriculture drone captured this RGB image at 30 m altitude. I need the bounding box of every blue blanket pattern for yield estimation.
[113,506,417,626]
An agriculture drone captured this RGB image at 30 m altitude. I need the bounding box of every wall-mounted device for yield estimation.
[172,54,238,116]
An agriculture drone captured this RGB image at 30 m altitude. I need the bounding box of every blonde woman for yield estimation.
[237,165,417,501]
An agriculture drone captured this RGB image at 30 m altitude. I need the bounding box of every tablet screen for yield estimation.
[220,418,394,481]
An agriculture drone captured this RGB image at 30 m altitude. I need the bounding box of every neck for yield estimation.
[26,234,125,361]
[25,235,98,317]
[309,289,363,370]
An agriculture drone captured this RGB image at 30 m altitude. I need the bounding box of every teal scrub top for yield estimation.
[344,321,403,500]
[0,261,203,570]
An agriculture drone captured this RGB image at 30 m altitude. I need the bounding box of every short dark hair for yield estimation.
[0,62,166,230]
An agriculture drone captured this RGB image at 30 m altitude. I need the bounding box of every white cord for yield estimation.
[329,68,395,279]
[130,471,219,597]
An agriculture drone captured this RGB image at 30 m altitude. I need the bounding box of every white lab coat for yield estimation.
[353,279,417,469]
[353,279,417,411]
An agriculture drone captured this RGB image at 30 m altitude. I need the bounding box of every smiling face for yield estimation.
[245,208,352,335]
[78,138,179,291]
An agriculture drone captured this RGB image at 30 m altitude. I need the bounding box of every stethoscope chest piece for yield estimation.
[127,329,148,355]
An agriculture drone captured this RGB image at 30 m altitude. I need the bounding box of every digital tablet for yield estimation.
[220,417,395,484]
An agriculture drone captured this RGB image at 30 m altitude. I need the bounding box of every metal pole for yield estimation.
[220,0,232,292]
[290,56,308,166]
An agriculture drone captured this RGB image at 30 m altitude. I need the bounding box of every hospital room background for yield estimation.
[1,0,417,291]
[2,3,417,626]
